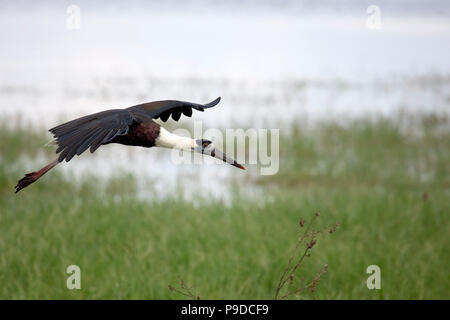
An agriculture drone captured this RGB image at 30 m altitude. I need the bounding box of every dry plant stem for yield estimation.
[275,244,310,299]
[169,279,200,300]
[274,215,318,300]
[281,264,327,299]
[170,287,196,299]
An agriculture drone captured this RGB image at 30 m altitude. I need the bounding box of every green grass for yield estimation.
[0,114,448,299]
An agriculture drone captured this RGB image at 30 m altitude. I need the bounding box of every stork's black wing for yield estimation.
[48,98,220,163]
[126,97,221,122]
[49,109,134,162]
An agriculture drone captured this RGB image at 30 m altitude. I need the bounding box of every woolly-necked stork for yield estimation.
[15,97,245,193]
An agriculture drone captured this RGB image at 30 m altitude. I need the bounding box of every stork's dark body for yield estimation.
[108,120,160,148]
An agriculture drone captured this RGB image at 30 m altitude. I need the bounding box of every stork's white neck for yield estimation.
[155,127,195,151]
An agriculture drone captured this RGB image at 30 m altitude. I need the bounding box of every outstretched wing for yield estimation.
[48,97,220,162]
[49,109,134,162]
[126,97,221,122]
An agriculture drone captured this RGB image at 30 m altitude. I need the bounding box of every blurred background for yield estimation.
[0,0,449,299]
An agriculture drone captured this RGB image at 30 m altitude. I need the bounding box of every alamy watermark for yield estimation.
[366,5,381,30]
[366,265,381,289]
[168,120,279,175]
[66,5,81,30]
[66,265,81,290]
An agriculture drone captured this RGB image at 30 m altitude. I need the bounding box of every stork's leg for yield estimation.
[14,158,60,193]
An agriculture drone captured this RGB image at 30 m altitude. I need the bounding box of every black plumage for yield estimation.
[48,97,221,163]
[14,96,250,194]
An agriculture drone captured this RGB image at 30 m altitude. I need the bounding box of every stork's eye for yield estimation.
[196,139,212,149]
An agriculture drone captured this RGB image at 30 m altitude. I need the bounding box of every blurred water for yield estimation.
[1,1,449,200]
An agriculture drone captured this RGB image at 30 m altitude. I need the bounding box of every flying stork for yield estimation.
[14,97,245,193]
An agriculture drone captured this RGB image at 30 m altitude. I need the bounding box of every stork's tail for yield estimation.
[14,159,60,193]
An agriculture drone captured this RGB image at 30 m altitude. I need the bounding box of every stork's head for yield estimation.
[194,139,245,170]
[155,128,245,170]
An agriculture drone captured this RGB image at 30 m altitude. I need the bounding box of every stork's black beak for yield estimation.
[195,139,245,170]
[208,147,246,170]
